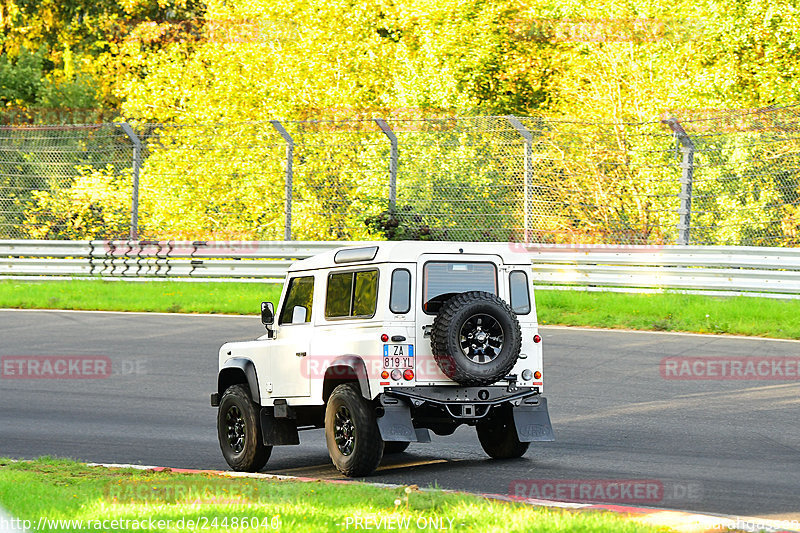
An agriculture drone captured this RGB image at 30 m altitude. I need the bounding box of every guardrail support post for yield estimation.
[271,120,294,241]
[662,117,695,245]
[506,116,534,243]
[116,122,142,240]
[374,119,398,211]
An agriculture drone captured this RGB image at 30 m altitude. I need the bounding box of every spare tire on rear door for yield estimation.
[431,291,522,386]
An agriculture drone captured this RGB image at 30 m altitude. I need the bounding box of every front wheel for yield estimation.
[217,384,272,472]
[325,383,384,477]
[476,404,529,459]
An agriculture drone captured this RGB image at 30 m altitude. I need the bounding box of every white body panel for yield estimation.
[218,242,544,406]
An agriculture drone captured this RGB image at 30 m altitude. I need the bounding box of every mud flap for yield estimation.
[512,396,555,442]
[377,403,431,443]
[260,409,300,446]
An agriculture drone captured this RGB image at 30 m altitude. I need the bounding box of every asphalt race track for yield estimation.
[1,309,799,521]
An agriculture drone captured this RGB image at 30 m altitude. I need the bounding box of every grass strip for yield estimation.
[0,457,666,533]
[535,290,800,340]
[0,280,281,315]
[1,280,799,340]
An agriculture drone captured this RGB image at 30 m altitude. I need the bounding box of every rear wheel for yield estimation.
[217,384,272,471]
[476,404,529,459]
[325,383,384,477]
[383,441,411,454]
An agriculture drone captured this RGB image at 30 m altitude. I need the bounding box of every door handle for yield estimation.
[296,352,307,357]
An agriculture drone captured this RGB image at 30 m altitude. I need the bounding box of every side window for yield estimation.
[279,276,315,324]
[509,270,531,315]
[353,270,378,316]
[325,272,352,318]
[325,270,378,319]
[389,269,411,314]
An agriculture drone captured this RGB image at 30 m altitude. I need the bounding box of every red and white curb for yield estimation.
[87,462,800,533]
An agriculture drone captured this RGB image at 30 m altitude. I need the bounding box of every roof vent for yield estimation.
[334,246,379,264]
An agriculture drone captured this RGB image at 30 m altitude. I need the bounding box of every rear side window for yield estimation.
[509,270,531,314]
[325,272,352,317]
[389,269,411,314]
[353,271,378,316]
[423,262,497,314]
[279,276,315,324]
[325,270,378,319]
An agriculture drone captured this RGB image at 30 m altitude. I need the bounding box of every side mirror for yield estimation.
[261,301,274,326]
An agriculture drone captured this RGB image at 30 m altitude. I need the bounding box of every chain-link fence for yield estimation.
[1,106,799,245]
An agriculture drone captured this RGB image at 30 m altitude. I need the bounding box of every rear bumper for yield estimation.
[385,385,538,419]
[378,385,554,443]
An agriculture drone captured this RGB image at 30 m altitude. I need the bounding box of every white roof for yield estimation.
[289,241,533,272]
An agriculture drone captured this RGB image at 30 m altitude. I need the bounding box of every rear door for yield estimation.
[414,254,505,384]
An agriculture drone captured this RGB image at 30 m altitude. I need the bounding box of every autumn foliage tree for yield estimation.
[2,0,800,243]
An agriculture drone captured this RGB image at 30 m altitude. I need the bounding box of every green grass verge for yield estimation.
[0,458,666,533]
[1,279,799,339]
[535,290,800,340]
[0,280,281,315]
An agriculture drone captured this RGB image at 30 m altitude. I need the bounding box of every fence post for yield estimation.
[116,122,142,240]
[374,118,398,211]
[662,117,695,245]
[270,120,294,241]
[506,116,534,243]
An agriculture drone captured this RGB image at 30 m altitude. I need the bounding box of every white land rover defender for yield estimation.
[211,242,554,477]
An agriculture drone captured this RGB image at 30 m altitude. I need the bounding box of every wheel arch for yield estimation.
[322,355,371,402]
[218,358,261,404]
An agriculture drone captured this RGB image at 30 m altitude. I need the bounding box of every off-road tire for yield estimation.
[476,404,530,459]
[431,291,522,385]
[217,384,272,471]
[383,441,411,454]
[325,383,384,477]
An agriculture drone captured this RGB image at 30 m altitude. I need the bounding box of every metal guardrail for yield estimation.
[523,245,800,297]
[0,240,348,280]
[2,240,800,298]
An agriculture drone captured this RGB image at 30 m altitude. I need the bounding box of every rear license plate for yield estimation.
[383,344,414,368]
